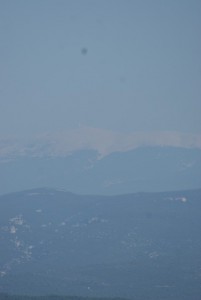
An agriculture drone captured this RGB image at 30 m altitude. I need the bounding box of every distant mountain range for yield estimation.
[0,188,201,299]
[1,128,201,159]
[0,130,201,195]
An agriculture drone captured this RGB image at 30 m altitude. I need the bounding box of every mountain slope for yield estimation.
[0,188,201,299]
[0,147,201,195]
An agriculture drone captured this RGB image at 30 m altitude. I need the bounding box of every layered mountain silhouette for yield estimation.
[1,128,201,195]
[0,146,201,195]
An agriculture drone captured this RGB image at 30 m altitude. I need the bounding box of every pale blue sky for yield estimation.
[0,0,201,137]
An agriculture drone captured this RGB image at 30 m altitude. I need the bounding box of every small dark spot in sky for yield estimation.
[81,48,88,55]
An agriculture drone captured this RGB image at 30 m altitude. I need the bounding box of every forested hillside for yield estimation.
[1,189,201,299]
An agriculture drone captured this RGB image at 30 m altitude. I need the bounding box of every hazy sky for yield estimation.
[0,0,201,137]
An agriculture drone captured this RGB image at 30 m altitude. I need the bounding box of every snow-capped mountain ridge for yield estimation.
[1,127,201,160]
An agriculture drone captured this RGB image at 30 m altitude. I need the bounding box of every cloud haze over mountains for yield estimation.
[1,127,201,159]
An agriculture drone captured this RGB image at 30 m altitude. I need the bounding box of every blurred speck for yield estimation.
[81,48,88,55]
